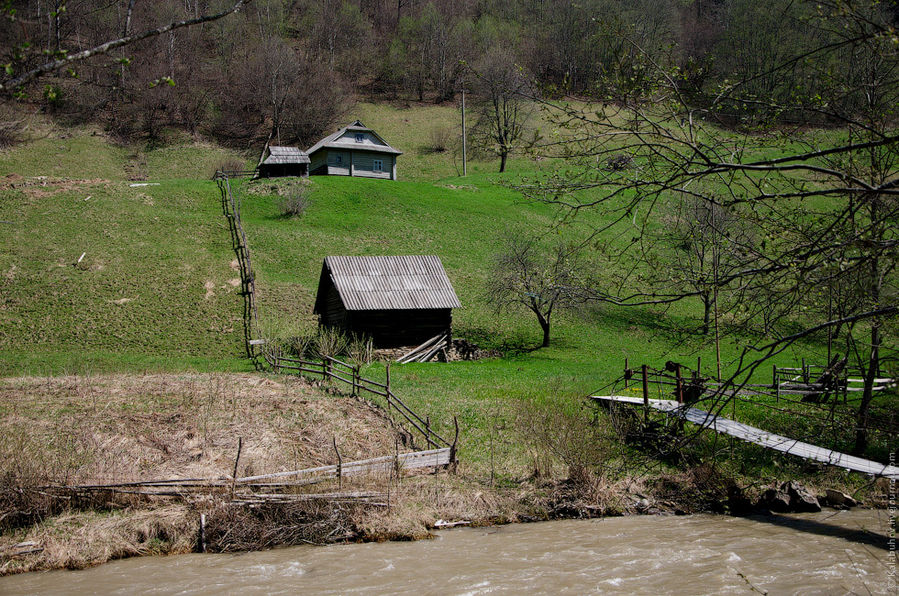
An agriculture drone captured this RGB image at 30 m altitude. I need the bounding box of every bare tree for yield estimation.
[470,47,535,173]
[520,0,898,452]
[664,196,755,335]
[216,37,346,150]
[486,236,589,348]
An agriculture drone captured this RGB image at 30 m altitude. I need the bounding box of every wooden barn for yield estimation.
[313,255,461,348]
[306,120,402,180]
[257,146,310,178]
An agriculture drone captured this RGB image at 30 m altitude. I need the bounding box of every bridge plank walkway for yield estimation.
[591,395,899,480]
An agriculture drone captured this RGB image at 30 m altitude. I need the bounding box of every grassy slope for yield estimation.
[0,104,892,472]
[0,122,250,374]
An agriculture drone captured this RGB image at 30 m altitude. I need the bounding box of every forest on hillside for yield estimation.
[2,0,897,149]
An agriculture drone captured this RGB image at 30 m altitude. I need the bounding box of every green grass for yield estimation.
[0,177,248,374]
[0,104,892,479]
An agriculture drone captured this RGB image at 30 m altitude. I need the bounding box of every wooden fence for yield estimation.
[263,347,454,451]
[47,448,454,506]
[212,171,456,456]
[214,169,256,179]
[214,172,259,360]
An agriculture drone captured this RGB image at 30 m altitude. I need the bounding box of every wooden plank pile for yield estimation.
[396,333,449,363]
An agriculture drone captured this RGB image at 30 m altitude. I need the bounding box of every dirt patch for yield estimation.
[111,298,133,305]
[203,280,215,300]
[439,184,479,191]
[0,175,111,198]
[229,259,240,271]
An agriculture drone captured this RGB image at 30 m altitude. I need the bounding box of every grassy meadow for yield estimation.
[0,101,893,480]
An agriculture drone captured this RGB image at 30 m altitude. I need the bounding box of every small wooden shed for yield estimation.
[257,146,310,178]
[313,255,461,348]
[306,120,402,180]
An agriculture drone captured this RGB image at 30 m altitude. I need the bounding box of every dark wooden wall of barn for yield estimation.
[318,282,348,327]
[258,163,308,178]
[320,306,451,347]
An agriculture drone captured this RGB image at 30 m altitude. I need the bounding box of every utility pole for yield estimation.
[713,206,722,381]
[461,81,468,176]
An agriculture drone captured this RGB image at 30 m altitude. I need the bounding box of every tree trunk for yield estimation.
[853,320,879,455]
[701,292,712,335]
[499,150,508,173]
[536,311,550,347]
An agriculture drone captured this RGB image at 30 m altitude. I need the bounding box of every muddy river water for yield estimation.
[3,509,896,594]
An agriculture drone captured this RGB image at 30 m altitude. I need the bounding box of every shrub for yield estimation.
[348,333,374,366]
[213,159,247,177]
[427,126,452,153]
[279,185,311,218]
[0,104,23,150]
[309,326,349,360]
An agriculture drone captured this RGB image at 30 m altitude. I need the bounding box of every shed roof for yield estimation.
[306,120,403,157]
[262,146,310,165]
[315,255,461,312]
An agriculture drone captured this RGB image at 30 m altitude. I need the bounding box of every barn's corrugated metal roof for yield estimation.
[263,146,311,165]
[324,255,460,311]
[306,121,403,156]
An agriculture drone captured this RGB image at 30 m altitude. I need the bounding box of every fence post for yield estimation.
[449,415,459,473]
[624,357,629,390]
[772,364,777,389]
[641,364,649,422]
[230,437,243,501]
[425,415,434,449]
[333,436,342,490]
[676,364,683,404]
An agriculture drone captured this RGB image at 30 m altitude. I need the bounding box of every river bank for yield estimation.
[0,373,890,576]
[3,510,895,595]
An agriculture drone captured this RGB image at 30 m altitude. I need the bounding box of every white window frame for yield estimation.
[355,133,364,143]
[373,159,383,172]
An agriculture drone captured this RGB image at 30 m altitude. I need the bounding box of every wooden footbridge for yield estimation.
[591,394,899,480]
[593,358,898,480]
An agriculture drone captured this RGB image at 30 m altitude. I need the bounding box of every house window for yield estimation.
[335,154,342,165]
[355,133,364,143]
[373,159,383,171]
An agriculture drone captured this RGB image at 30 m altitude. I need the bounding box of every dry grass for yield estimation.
[0,372,416,573]
[0,505,195,574]
[0,373,402,490]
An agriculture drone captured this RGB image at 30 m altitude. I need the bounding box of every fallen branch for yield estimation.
[1,1,252,92]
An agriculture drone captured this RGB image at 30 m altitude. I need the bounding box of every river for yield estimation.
[3,509,896,594]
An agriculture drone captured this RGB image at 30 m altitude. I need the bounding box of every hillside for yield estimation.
[0,101,895,576]
[3,101,873,464]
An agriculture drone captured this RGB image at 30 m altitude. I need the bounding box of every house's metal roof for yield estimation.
[262,146,310,165]
[306,121,403,157]
[321,255,460,311]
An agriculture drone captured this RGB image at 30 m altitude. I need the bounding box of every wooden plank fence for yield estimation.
[214,172,259,359]
[44,448,453,506]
